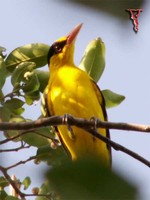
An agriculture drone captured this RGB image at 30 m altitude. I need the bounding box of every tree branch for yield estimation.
[0,143,30,153]
[0,115,150,167]
[0,115,150,132]
[6,156,36,170]
[0,165,53,200]
[0,166,26,200]
[88,129,150,167]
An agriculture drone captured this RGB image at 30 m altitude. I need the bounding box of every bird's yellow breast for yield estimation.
[46,65,110,164]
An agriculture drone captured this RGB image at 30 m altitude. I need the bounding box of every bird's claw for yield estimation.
[63,114,76,140]
[90,116,99,131]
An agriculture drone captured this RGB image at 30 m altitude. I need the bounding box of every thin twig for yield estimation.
[6,156,36,170]
[24,193,53,199]
[0,166,26,200]
[0,144,30,153]
[0,128,54,145]
[0,165,53,200]
[0,130,34,145]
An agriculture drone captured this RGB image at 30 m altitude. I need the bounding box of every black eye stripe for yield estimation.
[47,40,67,65]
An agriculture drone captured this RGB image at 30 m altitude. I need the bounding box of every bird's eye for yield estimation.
[47,40,67,64]
[54,45,62,54]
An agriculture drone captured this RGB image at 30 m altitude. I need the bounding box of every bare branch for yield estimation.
[0,130,33,145]
[0,166,26,200]
[0,165,53,199]
[0,115,150,133]
[24,193,53,199]
[88,129,150,168]
[0,143,30,153]
[6,156,36,170]
[0,115,150,167]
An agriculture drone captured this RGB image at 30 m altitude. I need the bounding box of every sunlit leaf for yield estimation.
[79,38,105,82]
[23,71,40,94]
[0,46,6,59]
[5,43,49,73]
[11,62,36,87]
[0,57,7,89]
[22,177,31,190]
[102,89,125,108]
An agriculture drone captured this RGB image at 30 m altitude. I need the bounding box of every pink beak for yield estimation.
[67,23,83,44]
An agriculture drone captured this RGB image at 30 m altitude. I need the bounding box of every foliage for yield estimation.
[69,0,144,20]
[47,160,136,200]
[0,40,128,199]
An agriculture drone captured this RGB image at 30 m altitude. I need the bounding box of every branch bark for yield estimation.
[0,166,26,200]
[0,115,150,132]
[0,115,150,167]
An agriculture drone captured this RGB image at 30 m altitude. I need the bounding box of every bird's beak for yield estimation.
[67,23,83,44]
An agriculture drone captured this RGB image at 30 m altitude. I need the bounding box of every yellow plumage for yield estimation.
[42,24,111,166]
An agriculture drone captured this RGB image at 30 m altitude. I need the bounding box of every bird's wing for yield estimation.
[42,86,72,158]
[90,79,112,159]
[41,86,52,117]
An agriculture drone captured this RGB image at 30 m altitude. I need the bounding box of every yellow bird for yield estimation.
[42,24,111,166]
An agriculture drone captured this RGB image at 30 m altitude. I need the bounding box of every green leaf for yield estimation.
[23,71,40,94]
[48,160,136,200]
[0,176,9,189]
[0,89,4,103]
[24,90,40,105]
[11,62,41,100]
[79,38,105,82]
[36,145,67,166]
[3,98,24,115]
[35,70,49,92]
[5,43,50,73]
[35,181,54,200]
[0,57,7,89]
[2,98,25,116]
[5,196,20,200]
[21,127,53,147]
[0,190,8,200]
[4,116,25,141]
[11,62,36,87]
[0,107,11,122]
[102,89,125,108]
[22,176,31,190]
[0,46,6,59]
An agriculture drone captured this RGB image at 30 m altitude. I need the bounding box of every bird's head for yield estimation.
[47,23,83,68]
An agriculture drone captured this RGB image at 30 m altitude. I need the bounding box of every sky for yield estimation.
[0,0,150,199]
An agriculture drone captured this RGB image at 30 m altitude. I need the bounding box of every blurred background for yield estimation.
[1,0,150,199]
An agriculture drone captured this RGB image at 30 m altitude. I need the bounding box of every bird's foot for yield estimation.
[62,114,76,140]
